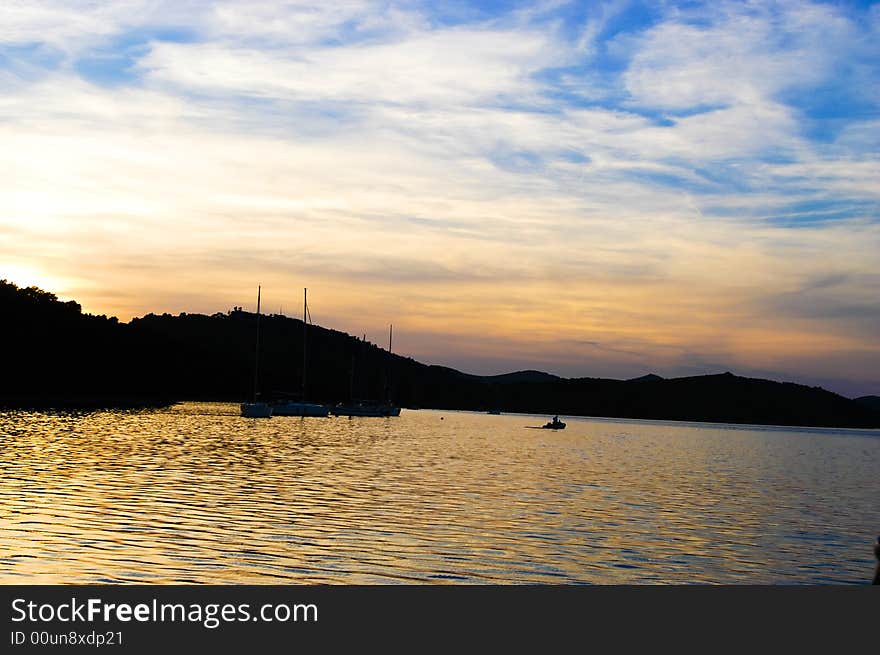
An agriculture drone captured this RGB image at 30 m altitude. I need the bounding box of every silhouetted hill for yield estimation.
[628,373,665,382]
[1,280,878,428]
[855,396,880,413]
[467,370,563,384]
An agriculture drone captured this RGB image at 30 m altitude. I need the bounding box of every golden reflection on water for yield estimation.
[1,403,878,584]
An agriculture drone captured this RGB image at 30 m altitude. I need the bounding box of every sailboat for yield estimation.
[272,288,330,417]
[332,324,401,417]
[240,286,273,418]
[383,323,401,416]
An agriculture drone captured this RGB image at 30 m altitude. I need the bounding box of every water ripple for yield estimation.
[1,403,878,583]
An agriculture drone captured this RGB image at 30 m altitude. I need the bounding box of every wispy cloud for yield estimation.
[0,0,878,395]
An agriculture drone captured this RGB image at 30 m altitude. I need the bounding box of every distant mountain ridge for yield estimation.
[464,370,563,384]
[1,279,878,428]
[628,373,665,383]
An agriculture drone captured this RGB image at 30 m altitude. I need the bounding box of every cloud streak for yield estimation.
[0,0,878,395]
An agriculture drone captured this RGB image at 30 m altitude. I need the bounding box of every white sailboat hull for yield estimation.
[272,402,330,417]
[332,403,400,417]
[241,402,273,418]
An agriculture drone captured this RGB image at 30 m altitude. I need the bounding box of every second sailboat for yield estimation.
[272,288,331,417]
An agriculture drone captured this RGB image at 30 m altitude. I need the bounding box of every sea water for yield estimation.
[1,402,877,584]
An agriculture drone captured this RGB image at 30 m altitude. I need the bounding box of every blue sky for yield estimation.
[1,0,878,396]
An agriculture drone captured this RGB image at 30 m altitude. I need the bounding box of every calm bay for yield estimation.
[1,402,877,584]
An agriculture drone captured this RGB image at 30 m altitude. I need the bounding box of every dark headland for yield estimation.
[2,280,878,428]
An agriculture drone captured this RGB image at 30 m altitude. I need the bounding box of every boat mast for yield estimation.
[386,323,393,403]
[302,287,307,403]
[253,285,261,402]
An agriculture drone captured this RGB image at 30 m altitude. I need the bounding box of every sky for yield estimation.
[1,0,878,397]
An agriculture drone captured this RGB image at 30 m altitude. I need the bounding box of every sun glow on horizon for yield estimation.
[0,1,878,396]
[1,263,74,301]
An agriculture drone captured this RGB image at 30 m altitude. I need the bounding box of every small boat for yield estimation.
[241,285,273,418]
[487,409,502,415]
[272,288,329,418]
[542,416,565,430]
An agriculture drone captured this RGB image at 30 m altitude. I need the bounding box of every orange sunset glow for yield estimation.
[1,0,878,397]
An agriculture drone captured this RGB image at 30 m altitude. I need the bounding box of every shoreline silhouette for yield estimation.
[2,280,879,428]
